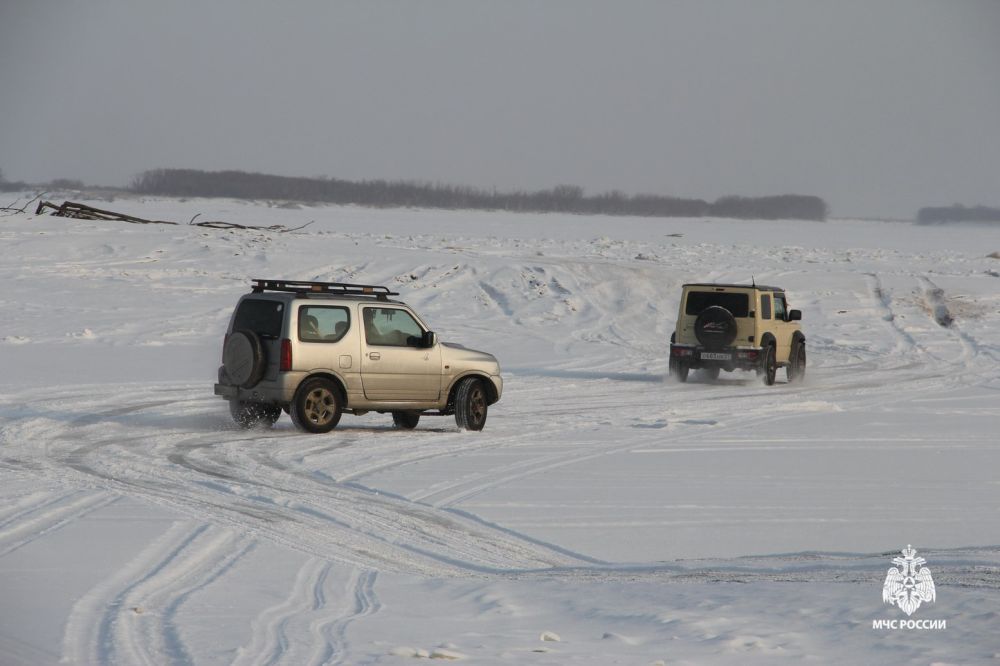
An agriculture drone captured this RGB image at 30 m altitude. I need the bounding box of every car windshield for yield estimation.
[685,291,750,317]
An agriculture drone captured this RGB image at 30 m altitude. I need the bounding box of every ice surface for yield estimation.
[1,195,998,663]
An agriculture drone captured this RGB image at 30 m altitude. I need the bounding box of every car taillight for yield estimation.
[280,338,292,371]
[222,333,229,363]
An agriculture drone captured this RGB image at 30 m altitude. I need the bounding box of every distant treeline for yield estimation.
[917,205,1000,224]
[0,168,29,192]
[0,169,83,193]
[129,168,829,220]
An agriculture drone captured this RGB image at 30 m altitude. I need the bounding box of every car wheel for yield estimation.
[230,401,281,429]
[392,410,421,429]
[223,330,266,388]
[787,341,806,383]
[760,345,777,386]
[669,358,689,383]
[454,378,488,431]
[290,378,343,433]
[701,366,720,381]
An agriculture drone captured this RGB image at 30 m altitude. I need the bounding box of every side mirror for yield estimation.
[422,331,438,348]
[788,309,802,321]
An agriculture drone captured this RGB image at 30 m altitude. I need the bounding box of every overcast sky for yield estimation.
[2,1,998,218]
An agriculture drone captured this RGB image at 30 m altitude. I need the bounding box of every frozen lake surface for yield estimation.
[2,195,999,664]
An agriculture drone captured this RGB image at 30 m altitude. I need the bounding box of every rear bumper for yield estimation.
[214,380,299,403]
[214,366,301,404]
[670,344,764,371]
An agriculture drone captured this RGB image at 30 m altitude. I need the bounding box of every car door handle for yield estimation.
[368,352,380,361]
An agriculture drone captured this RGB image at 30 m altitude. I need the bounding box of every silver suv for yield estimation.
[214,279,502,432]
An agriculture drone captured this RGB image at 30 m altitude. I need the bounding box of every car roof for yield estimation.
[242,292,404,305]
[683,283,785,292]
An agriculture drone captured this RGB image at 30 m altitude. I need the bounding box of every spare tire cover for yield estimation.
[694,305,738,349]
[223,330,266,388]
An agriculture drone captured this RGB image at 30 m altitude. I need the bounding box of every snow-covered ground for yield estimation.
[1,194,999,664]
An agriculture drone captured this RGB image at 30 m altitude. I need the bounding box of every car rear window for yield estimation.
[233,299,284,339]
[685,291,750,317]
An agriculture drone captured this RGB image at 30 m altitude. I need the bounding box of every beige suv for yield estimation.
[214,279,502,432]
[669,282,805,385]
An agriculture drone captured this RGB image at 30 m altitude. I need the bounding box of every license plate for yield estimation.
[700,352,731,361]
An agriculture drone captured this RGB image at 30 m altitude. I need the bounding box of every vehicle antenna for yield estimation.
[752,275,756,288]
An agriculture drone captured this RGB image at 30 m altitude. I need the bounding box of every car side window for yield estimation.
[363,307,424,347]
[774,294,787,321]
[760,294,772,320]
[298,305,350,342]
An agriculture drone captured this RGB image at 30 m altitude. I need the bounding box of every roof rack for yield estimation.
[683,282,784,292]
[251,279,399,300]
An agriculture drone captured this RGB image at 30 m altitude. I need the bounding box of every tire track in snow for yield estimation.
[403,362,877,507]
[63,521,253,666]
[312,569,381,666]
[5,274,996,597]
[323,349,948,521]
[233,564,380,666]
[405,407,795,511]
[865,272,995,379]
[315,427,528,486]
[232,558,334,666]
[37,409,589,576]
[0,490,118,557]
[227,442,584,573]
[478,281,514,317]
[396,350,997,518]
[509,546,1000,588]
[2,348,988,582]
[864,272,919,356]
[228,342,985,562]
[917,275,992,365]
